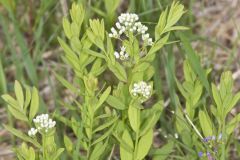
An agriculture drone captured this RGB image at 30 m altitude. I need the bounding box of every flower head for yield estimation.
[206,152,211,157]
[33,114,56,133]
[131,81,152,100]
[198,151,203,157]
[203,136,212,142]
[109,13,153,46]
[114,46,129,60]
[28,128,38,137]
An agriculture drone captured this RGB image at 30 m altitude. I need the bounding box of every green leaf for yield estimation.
[82,48,106,59]
[64,135,73,153]
[104,0,120,16]
[128,104,140,132]
[199,110,214,137]
[163,26,189,33]
[133,62,151,73]
[95,86,111,111]
[147,33,169,56]
[155,7,168,39]
[106,95,126,110]
[71,22,80,37]
[62,18,72,39]
[211,83,222,117]
[0,58,6,94]
[8,105,28,121]
[90,141,107,160]
[108,62,127,82]
[155,1,185,38]
[175,79,188,99]
[120,129,134,160]
[55,72,79,94]
[14,80,24,109]
[91,124,115,145]
[183,60,196,82]
[220,71,233,99]
[58,37,80,69]
[70,3,84,27]
[24,86,32,111]
[226,92,240,114]
[3,125,41,148]
[51,148,65,160]
[140,114,156,136]
[93,116,118,133]
[166,1,185,29]
[29,87,39,121]
[226,114,240,135]
[29,147,35,160]
[178,32,210,93]
[2,94,19,109]
[136,129,153,160]
[151,141,174,160]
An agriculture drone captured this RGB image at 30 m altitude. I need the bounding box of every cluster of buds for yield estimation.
[114,46,129,60]
[198,133,223,159]
[28,128,38,136]
[142,33,153,45]
[198,151,214,159]
[131,81,152,100]
[28,114,56,137]
[202,133,222,143]
[109,13,153,46]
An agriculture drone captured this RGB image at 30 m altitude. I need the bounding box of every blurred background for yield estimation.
[0,0,239,159]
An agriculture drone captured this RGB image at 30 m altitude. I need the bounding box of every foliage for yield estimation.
[1,1,240,160]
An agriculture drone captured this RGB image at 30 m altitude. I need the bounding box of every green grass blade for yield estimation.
[0,13,23,81]
[177,32,210,93]
[153,54,163,100]
[162,45,177,107]
[0,56,7,94]
[9,12,38,86]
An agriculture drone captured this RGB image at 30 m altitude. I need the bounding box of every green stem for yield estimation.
[87,99,94,159]
[221,120,226,160]
[133,131,139,160]
[42,134,47,160]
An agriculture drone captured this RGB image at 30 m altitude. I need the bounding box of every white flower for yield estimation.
[28,128,38,136]
[109,27,119,38]
[131,81,152,100]
[174,133,179,139]
[114,46,129,60]
[142,34,153,46]
[33,114,56,133]
[109,13,153,46]
[114,51,120,59]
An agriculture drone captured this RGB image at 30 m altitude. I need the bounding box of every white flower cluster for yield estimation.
[33,114,56,133]
[114,46,129,60]
[142,33,153,45]
[28,128,38,136]
[28,114,56,136]
[131,81,152,99]
[109,13,153,46]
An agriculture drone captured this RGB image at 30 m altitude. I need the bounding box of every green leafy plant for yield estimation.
[5,1,240,160]
[2,81,64,160]
[175,59,240,159]
[56,1,186,159]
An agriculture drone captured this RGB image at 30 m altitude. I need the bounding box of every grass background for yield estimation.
[0,0,239,159]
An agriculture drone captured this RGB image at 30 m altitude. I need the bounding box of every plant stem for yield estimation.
[134,131,139,160]
[221,120,226,160]
[42,134,47,160]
